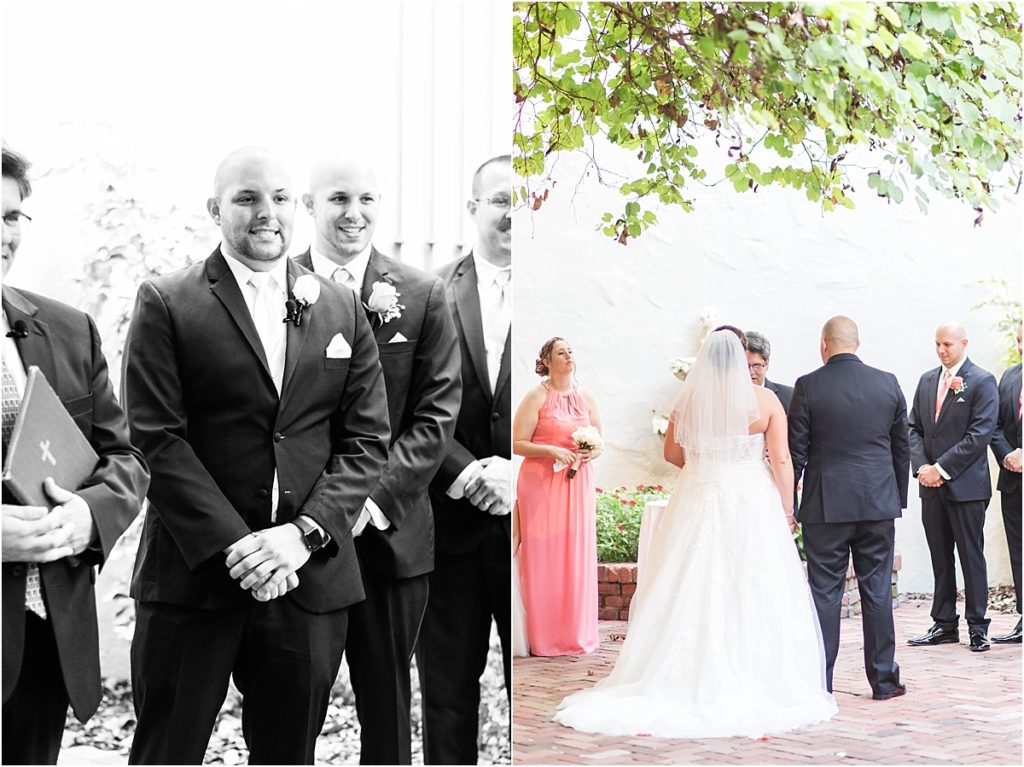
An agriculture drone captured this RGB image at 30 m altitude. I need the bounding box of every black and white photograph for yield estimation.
[2,1,510,764]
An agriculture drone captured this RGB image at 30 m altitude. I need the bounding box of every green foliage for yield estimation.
[513,2,1023,242]
[972,277,1023,368]
[596,483,671,562]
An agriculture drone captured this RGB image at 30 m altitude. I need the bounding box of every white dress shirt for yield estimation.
[222,251,289,519]
[311,244,372,294]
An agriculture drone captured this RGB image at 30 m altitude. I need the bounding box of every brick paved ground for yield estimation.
[513,599,1022,765]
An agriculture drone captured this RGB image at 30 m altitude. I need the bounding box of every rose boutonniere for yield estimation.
[284,274,321,327]
[950,376,966,395]
[364,281,404,325]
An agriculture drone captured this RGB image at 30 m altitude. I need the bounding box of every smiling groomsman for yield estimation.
[908,322,998,652]
[417,155,512,765]
[123,147,390,764]
[295,158,461,764]
[990,323,1022,644]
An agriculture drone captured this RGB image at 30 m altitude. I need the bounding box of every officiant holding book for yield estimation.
[1,144,150,765]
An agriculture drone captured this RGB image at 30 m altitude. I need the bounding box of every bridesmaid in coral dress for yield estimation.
[513,337,603,655]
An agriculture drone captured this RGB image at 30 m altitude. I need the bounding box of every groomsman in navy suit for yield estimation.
[990,323,1022,644]
[417,156,512,765]
[789,316,908,699]
[294,157,462,764]
[908,322,999,652]
[2,145,150,764]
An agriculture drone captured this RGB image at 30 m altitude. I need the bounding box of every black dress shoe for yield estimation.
[968,633,990,652]
[991,619,1023,644]
[872,684,907,701]
[907,625,959,646]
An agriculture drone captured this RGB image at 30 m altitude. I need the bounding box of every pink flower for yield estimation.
[617,525,625,531]
[950,376,966,394]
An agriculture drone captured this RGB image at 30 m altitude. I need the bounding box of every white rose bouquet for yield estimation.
[553,425,604,479]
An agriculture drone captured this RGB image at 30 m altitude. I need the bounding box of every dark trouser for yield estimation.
[416,524,510,766]
[129,598,348,765]
[1002,489,1022,614]
[346,570,429,765]
[802,519,901,696]
[2,613,69,765]
[922,495,991,633]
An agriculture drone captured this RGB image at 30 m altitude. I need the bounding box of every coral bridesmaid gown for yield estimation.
[516,385,599,656]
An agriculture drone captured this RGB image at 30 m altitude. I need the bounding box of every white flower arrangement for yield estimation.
[554,426,604,478]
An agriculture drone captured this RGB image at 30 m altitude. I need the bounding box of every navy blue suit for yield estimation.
[990,363,1022,615]
[909,357,998,634]
[789,353,908,695]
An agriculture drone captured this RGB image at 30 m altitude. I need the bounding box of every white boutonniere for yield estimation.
[364,281,404,324]
[284,274,321,326]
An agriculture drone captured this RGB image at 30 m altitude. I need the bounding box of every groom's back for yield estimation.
[789,354,911,524]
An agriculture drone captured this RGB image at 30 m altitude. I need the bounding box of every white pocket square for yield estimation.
[326,333,352,359]
[388,332,408,343]
[955,396,966,403]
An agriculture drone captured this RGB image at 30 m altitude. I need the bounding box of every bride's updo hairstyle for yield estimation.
[713,325,748,350]
[535,336,565,376]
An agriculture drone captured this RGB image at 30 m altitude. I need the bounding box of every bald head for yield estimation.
[212,146,290,200]
[206,146,295,271]
[934,321,968,368]
[303,158,380,265]
[820,316,859,361]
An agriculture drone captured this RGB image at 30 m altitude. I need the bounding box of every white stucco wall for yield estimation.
[513,144,1022,594]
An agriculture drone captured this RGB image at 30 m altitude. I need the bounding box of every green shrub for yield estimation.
[595,484,672,563]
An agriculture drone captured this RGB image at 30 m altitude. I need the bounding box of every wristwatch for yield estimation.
[292,515,331,553]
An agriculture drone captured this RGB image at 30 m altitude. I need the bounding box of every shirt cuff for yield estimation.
[935,463,951,481]
[447,460,483,499]
[364,498,391,531]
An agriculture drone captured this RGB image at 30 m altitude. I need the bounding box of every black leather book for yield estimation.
[2,366,98,507]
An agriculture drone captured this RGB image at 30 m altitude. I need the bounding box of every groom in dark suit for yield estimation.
[990,322,1022,644]
[908,321,998,652]
[417,155,512,765]
[122,147,390,764]
[2,146,149,765]
[789,316,909,699]
[295,158,461,764]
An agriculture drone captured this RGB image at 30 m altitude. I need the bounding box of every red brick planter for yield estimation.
[598,553,902,621]
[597,563,638,621]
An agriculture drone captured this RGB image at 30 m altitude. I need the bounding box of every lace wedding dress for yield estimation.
[554,333,837,739]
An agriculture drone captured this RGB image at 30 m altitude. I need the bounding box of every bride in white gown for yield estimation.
[554,329,837,738]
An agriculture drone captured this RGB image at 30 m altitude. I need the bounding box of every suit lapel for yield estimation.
[494,329,511,401]
[206,247,275,389]
[451,255,491,399]
[1012,365,1023,428]
[280,259,312,403]
[2,287,58,391]
[361,250,388,336]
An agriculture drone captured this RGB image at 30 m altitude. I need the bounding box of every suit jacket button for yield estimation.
[257,489,270,498]
[274,432,284,443]
[11,565,25,577]
[491,413,500,422]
